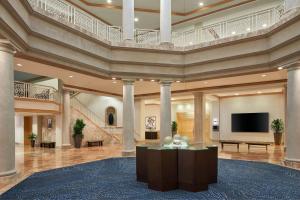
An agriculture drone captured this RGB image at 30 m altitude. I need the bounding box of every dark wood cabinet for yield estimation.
[178,149,209,192]
[136,146,148,182]
[136,146,218,192]
[145,131,158,139]
[147,148,178,191]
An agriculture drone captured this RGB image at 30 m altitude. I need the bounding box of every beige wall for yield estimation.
[219,94,285,142]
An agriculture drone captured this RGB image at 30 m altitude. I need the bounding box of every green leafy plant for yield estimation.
[73,119,86,138]
[28,133,37,141]
[271,119,284,134]
[171,121,178,132]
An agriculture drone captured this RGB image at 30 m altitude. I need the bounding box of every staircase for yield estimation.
[70,97,122,144]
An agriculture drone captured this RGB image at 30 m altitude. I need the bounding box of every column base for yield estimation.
[160,42,174,48]
[61,144,72,149]
[122,149,136,157]
[0,169,16,177]
[284,157,300,168]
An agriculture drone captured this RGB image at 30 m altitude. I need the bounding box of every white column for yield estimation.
[122,0,135,41]
[160,81,172,144]
[284,0,300,12]
[193,92,205,144]
[62,90,71,147]
[55,80,64,147]
[160,0,172,44]
[0,41,16,177]
[122,80,135,155]
[286,62,300,162]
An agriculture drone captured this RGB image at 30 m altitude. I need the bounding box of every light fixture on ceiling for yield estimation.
[262,24,267,28]
[176,80,181,83]
[112,77,116,80]
[134,17,139,22]
[278,66,284,70]
[107,0,112,4]
[261,74,267,77]
[189,41,193,45]
[151,79,155,82]
[231,31,236,35]
[139,78,144,81]
[171,98,175,101]
[246,28,251,32]
[234,93,239,96]
[16,63,23,67]
[112,80,117,84]
[257,91,262,94]
[68,75,73,78]
[199,2,204,6]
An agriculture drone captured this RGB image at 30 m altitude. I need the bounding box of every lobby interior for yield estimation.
[1,0,300,199]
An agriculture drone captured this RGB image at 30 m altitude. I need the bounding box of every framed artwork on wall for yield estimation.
[47,118,53,129]
[145,116,156,130]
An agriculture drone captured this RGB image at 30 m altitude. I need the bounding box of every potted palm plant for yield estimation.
[271,119,284,145]
[73,119,86,148]
[171,121,178,136]
[28,133,37,147]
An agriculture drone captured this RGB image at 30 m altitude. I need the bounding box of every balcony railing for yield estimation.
[27,0,284,47]
[14,81,58,101]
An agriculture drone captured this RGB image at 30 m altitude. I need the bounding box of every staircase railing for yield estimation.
[70,97,121,143]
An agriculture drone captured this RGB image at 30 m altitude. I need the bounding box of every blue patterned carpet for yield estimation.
[1,157,300,200]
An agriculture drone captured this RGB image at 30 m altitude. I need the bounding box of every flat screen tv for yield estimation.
[231,113,269,132]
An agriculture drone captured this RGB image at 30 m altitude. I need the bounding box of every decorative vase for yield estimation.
[274,132,283,145]
[30,140,35,148]
[74,134,83,148]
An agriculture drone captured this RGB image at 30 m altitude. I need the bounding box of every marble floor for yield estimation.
[0,143,299,195]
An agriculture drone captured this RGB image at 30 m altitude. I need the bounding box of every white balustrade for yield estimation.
[14,81,58,101]
[27,0,284,47]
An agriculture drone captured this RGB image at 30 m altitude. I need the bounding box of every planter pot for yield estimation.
[30,140,35,148]
[274,132,283,145]
[74,134,83,148]
[172,131,177,137]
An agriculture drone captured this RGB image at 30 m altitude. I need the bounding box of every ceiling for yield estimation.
[14,57,287,98]
[68,0,275,29]
[14,71,45,82]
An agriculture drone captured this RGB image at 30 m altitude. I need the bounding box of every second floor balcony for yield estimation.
[27,0,285,48]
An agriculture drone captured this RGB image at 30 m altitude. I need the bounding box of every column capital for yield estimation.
[159,80,172,86]
[286,61,300,71]
[122,79,135,85]
[193,91,204,97]
[0,40,15,54]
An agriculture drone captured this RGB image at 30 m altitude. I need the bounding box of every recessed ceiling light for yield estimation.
[232,31,236,35]
[199,2,204,6]
[189,41,193,45]
[112,80,117,84]
[68,75,73,78]
[112,77,116,80]
[261,74,267,77]
[176,80,181,83]
[234,93,239,96]
[151,79,155,82]
[17,63,22,67]
[139,78,144,81]
[257,91,262,94]
[134,17,139,22]
[171,98,175,101]
[262,24,267,27]
[278,66,283,70]
[107,0,112,4]
[246,28,251,31]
